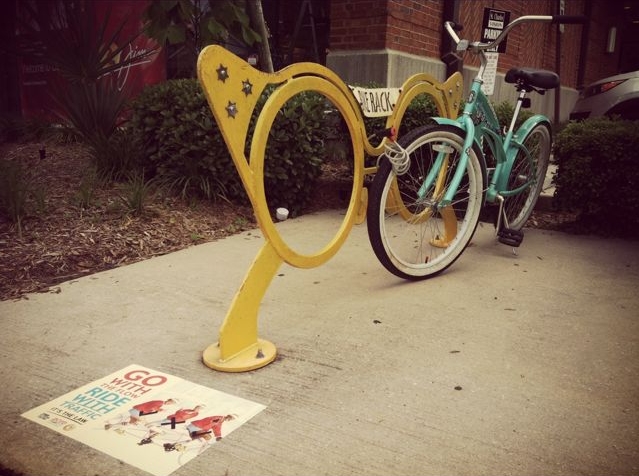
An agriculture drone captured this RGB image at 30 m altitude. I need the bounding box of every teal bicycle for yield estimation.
[367,14,584,280]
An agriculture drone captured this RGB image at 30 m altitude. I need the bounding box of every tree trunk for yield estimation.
[246,0,274,73]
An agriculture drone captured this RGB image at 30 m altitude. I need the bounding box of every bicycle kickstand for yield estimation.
[495,195,524,247]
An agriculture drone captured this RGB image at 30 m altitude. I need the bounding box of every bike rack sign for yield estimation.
[349,86,402,117]
[481,52,500,96]
[482,8,511,53]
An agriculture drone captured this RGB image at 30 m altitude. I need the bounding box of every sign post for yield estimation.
[481,8,510,53]
[480,8,510,96]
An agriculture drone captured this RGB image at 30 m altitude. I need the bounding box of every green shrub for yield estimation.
[256,90,328,215]
[492,100,535,130]
[129,79,240,201]
[0,116,60,143]
[129,79,331,215]
[399,93,441,134]
[0,160,30,237]
[128,80,548,219]
[553,117,639,237]
[75,167,99,209]
[90,127,145,181]
[118,170,155,216]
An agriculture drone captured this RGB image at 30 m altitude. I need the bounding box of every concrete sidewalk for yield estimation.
[1,210,638,476]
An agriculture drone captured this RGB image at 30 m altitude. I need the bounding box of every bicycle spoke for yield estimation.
[503,124,551,230]
[367,125,484,280]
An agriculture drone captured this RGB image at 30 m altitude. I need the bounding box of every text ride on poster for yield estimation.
[22,364,266,476]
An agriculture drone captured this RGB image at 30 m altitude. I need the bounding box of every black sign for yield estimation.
[481,8,511,53]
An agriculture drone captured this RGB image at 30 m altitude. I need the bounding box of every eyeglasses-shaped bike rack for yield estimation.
[197,45,462,371]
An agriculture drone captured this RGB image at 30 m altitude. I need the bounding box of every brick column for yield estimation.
[326,0,446,86]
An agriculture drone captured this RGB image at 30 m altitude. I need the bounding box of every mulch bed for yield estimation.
[0,140,576,301]
[0,141,256,300]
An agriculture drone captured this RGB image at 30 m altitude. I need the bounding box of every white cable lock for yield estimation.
[383,140,410,175]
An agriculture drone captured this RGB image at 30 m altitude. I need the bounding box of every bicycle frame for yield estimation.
[421,59,545,208]
[471,83,552,204]
[416,14,580,209]
[366,13,584,280]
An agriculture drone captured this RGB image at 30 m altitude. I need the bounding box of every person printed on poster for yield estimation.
[103,398,178,430]
[163,414,236,452]
[136,405,206,446]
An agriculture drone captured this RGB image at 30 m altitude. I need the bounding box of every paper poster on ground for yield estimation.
[22,364,265,476]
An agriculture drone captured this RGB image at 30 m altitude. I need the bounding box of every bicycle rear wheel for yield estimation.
[367,125,485,280]
[503,123,551,230]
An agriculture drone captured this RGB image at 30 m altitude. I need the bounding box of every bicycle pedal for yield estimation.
[498,228,524,247]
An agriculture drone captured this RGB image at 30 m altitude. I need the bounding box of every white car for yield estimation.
[569,70,639,121]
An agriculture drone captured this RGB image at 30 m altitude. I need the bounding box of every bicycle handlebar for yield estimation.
[445,14,586,53]
[550,15,587,24]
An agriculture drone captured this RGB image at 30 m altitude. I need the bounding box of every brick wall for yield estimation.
[459,0,555,73]
[329,0,388,50]
[328,0,442,56]
[581,1,623,87]
[385,0,442,57]
[328,0,621,90]
[458,0,584,88]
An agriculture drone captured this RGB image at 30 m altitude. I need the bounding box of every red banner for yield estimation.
[18,0,165,120]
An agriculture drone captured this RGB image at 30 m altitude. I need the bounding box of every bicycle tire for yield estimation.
[503,123,551,230]
[367,124,485,280]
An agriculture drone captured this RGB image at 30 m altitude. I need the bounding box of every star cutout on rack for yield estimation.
[241,79,253,96]
[216,64,229,82]
[225,101,238,118]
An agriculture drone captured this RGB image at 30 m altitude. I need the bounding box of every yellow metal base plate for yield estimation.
[202,339,277,372]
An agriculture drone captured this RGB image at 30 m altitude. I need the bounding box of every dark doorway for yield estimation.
[619,1,639,73]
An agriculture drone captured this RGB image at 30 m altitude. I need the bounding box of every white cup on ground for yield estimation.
[276,207,289,221]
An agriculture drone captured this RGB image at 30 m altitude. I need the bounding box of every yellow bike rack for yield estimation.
[197,46,462,371]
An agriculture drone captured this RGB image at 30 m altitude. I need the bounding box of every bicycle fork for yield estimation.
[436,115,476,208]
[416,117,477,247]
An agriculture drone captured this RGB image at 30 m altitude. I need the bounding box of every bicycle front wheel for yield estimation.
[503,123,551,230]
[367,125,485,280]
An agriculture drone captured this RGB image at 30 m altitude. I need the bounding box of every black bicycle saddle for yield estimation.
[505,67,559,91]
